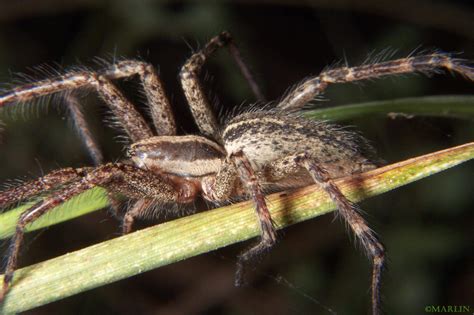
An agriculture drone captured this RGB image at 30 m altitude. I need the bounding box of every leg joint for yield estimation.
[216,31,233,46]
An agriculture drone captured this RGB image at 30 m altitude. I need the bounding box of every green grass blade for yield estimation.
[0,142,473,314]
[306,95,474,120]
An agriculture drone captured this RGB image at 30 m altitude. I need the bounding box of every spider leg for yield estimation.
[281,152,384,315]
[0,162,180,302]
[278,53,474,111]
[63,93,104,165]
[0,95,124,219]
[0,65,156,141]
[201,157,239,202]
[0,167,92,208]
[226,41,265,102]
[64,93,128,220]
[0,165,125,240]
[100,60,176,136]
[180,31,264,139]
[121,199,156,234]
[231,151,277,286]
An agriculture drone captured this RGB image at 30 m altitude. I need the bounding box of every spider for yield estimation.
[0,31,473,314]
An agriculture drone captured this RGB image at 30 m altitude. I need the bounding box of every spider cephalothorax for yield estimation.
[0,31,473,314]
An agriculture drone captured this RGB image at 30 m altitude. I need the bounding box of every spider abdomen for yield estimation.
[222,112,376,178]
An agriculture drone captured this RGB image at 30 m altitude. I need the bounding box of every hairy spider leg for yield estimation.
[201,152,277,284]
[0,167,92,207]
[0,60,180,222]
[201,157,238,201]
[63,93,104,165]
[0,30,263,142]
[232,151,277,286]
[226,40,265,102]
[0,70,152,141]
[296,154,384,315]
[180,31,264,140]
[278,53,474,111]
[121,199,157,235]
[100,60,176,136]
[266,152,384,315]
[64,92,129,220]
[0,163,181,302]
[101,34,264,138]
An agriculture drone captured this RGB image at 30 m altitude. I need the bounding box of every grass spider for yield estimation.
[0,31,473,314]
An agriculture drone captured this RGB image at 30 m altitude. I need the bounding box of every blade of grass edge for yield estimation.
[305,95,474,120]
[0,142,473,314]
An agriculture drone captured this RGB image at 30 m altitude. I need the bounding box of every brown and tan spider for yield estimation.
[0,31,473,314]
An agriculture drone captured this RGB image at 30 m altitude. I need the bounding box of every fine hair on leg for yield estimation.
[180,31,264,139]
[0,163,180,301]
[278,53,474,112]
[231,150,277,286]
[294,153,385,315]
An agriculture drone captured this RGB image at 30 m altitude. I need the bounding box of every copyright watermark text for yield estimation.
[425,305,471,313]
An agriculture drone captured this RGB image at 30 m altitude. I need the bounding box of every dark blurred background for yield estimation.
[0,1,473,314]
